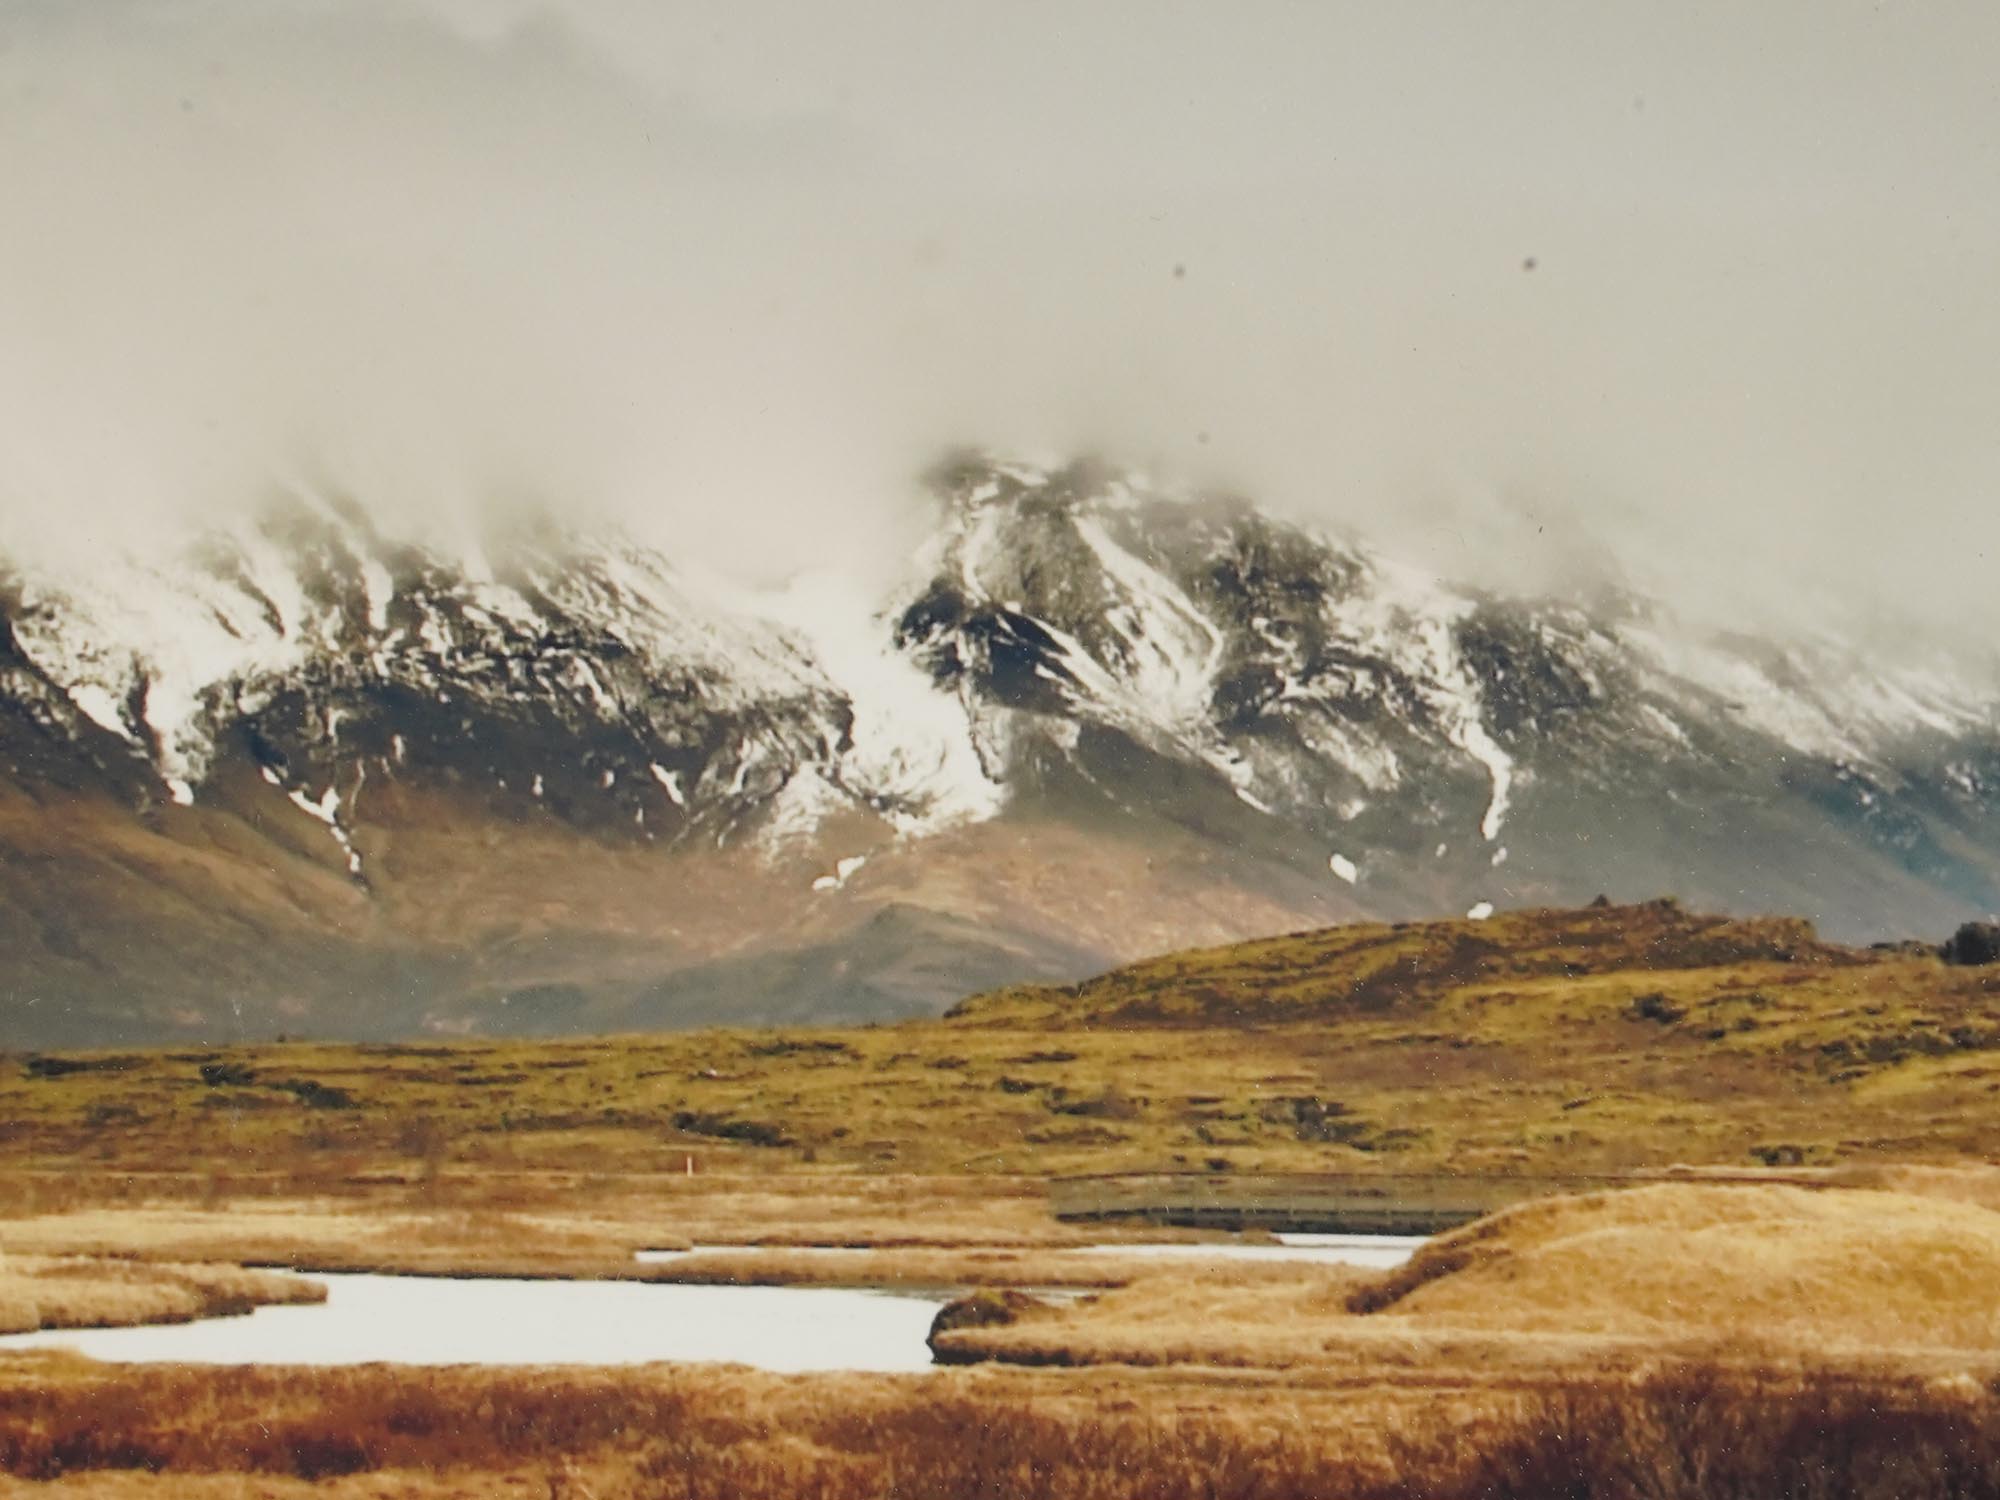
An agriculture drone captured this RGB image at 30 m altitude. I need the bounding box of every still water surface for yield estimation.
[632,1233,1424,1271]
[0,1275,950,1372]
[0,1234,1419,1370]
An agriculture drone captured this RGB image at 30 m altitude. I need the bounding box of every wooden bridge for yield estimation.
[1047,1168,1826,1236]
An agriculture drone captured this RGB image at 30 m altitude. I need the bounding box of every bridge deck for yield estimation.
[1048,1169,1826,1235]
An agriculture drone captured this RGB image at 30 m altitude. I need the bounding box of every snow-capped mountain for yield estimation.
[892,455,2000,915]
[3,457,1997,1044]
[1,495,855,855]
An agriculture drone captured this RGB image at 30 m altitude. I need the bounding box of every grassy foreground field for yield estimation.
[11,1178,2000,1497]
[7,900,2000,1495]
[7,1355,2000,1499]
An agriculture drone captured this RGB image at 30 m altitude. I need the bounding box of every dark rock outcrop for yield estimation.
[1943,922,2000,966]
[926,1288,1046,1364]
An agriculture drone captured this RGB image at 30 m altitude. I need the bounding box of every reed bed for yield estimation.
[0,1357,1995,1499]
[0,1257,320,1335]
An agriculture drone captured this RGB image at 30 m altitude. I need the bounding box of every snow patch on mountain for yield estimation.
[1337,556,1516,841]
[813,854,869,893]
[754,764,852,852]
[284,779,364,877]
[753,570,1005,835]
[649,763,686,806]
[1623,622,1989,765]
[1070,513,1224,729]
[6,512,335,792]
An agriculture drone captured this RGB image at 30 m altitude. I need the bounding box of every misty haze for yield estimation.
[4,4,2000,1497]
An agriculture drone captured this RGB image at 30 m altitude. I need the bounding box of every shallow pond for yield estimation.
[0,1235,1420,1370]
[0,1274,950,1372]
[633,1232,1425,1271]
[1078,1232,1426,1269]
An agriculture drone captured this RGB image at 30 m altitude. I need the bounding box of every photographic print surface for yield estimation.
[2,3,1999,1496]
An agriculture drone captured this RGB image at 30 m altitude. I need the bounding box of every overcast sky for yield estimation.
[1,0,1996,647]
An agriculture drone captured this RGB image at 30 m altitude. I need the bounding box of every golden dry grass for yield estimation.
[0,1197,1289,1291]
[0,1356,1488,1495]
[6,904,2000,1499]
[1365,1183,2000,1348]
[5,1179,2000,1495]
[637,1246,1174,1289]
[0,1172,1151,1289]
[0,1352,1997,1499]
[937,1182,2000,1373]
[0,1257,319,1335]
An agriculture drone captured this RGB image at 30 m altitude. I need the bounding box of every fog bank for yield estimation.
[2,0,1996,652]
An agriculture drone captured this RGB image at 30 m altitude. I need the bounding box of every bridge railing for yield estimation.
[1047,1168,1826,1235]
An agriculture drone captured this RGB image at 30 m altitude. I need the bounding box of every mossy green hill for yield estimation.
[948,899,1855,1026]
[3,901,1994,1184]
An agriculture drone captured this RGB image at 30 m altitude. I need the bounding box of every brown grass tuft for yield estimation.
[0,1359,1997,1499]
[0,1256,320,1334]
[1355,1183,2000,1348]
[1417,1365,2000,1500]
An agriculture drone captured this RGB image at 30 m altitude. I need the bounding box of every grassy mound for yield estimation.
[951,899,1860,1026]
[1358,1183,2000,1348]
[0,1255,323,1334]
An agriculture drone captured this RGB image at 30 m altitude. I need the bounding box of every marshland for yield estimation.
[7,905,2000,1495]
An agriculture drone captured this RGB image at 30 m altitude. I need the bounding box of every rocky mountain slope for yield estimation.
[2,457,1997,1044]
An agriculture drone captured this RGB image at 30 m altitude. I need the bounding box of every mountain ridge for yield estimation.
[1,454,1996,1044]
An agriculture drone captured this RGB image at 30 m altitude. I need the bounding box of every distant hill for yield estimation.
[948,898,1863,1027]
[13,901,2000,1182]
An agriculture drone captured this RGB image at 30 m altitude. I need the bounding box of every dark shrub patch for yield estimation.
[1048,1087,1141,1120]
[670,1112,792,1148]
[1944,922,2000,967]
[744,1039,852,1059]
[1628,992,1686,1024]
[23,1055,141,1080]
[273,1079,358,1110]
